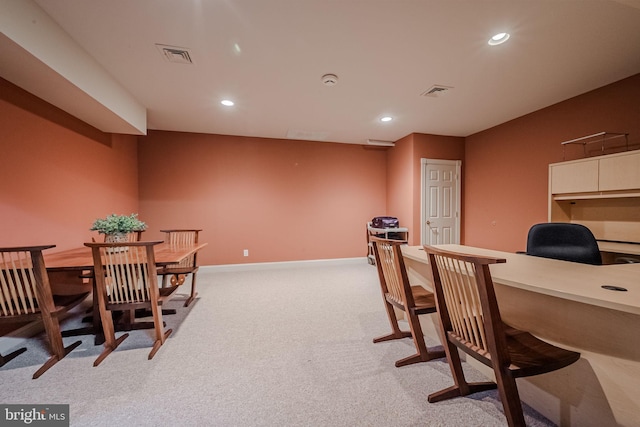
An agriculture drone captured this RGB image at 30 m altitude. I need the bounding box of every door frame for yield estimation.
[420,158,462,245]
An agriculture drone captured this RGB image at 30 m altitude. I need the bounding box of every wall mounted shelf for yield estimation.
[561,132,629,160]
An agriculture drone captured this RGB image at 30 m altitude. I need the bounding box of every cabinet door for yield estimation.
[550,159,599,194]
[599,151,640,191]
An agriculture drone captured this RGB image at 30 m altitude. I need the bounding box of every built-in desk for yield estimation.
[402,244,640,427]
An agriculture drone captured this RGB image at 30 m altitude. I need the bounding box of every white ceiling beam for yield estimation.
[0,0,146,135]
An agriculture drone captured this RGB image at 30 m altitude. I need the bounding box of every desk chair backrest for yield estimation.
[526,222,602,265]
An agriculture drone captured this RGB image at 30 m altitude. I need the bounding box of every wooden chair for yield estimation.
[370,237,445,367]
[0,245,89,378]
[424,245,581,427]
[157,229,201,307]
[86,241,179,365]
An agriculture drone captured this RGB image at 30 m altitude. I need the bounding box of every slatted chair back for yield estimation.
[0,245,86,378]
[96,243,157,306]
[427,247,505,364]
[86,240,176,365]
[372,237,410,309]
[370,237,444,367]
[161,229,200,270]
[0,248,43,317]
[158,229,202,307]
[424,245,581,427]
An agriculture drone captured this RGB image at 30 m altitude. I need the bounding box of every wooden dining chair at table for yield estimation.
[85,240,180,365]
[370,237,445,367]
[157,229,201,307]
[84,230,146,318]
[0,245,89,378]
[424,245,581,427]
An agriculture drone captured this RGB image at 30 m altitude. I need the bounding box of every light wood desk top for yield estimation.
[402,244,640,315]
[402,244,640,426]
[44,242,208,271]
[597,240,640,256]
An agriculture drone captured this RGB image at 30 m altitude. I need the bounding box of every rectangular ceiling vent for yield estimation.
[421,85,453,97]
[156,44,193,64]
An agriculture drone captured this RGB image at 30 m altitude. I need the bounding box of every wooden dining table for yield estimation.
[44,241,208,271]
[43,241,208,344]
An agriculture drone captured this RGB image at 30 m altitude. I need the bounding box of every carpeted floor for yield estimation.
[0,260,555,426]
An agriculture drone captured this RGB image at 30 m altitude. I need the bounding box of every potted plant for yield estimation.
[90,213,147,242]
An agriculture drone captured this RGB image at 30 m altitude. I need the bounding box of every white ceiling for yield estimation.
[2,0,640,144]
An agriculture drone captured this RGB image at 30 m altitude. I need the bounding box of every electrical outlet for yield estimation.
[243,249,249,257]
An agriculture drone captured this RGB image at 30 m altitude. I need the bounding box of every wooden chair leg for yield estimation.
[33,311,82,378]
[373,302,410,343]
[147,302,172,360]
[428,340,496,402]
[148,329,172,360]
[33,340,82,379]
[184,273,197,307]
[94,333,128,367]
[395,311,445,367]
[94,305,128,367]
[494,370,527,427]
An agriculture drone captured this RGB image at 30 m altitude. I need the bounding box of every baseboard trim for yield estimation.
[202,257,368,273]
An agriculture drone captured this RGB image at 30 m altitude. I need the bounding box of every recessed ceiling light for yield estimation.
[380,116,393,122]
[221,100,234,106]
[488,32,510,46]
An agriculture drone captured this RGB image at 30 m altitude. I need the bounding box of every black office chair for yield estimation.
[525,222,602,265]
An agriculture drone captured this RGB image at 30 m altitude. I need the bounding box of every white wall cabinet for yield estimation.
[550,149,640,195]
[549,159,599,194]
[548,149,640,245]
[598,151,640,191]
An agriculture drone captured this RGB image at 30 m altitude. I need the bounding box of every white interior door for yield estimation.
[421,159,461,245]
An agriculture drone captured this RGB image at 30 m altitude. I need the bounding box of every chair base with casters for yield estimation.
[0,245,89,379]
[424,245,580,427]
[371,237,445,367]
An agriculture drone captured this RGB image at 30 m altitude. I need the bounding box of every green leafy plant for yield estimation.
[90,213,147,235]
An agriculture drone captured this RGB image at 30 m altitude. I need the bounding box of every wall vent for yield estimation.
[421,85,453,97]
[156,44,193,64]
[366,139,395,147]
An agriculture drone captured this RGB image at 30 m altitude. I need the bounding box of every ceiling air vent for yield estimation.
[421,85,453,98]
[155,44,193,64]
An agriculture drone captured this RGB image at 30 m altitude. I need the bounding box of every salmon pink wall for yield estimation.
[137,131,387,265]
[0,78,139,251]
[386,133,465,245]
[464,73,640,252]
[385,135,414,232]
